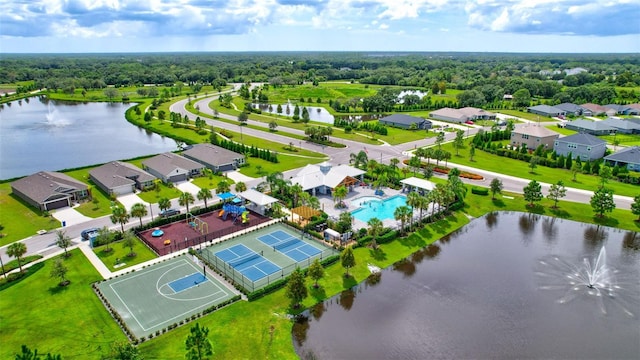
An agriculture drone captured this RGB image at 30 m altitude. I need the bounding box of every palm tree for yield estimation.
[307,196,321,211]
[110,205,130,233]
[367,217,384,249]
[333,185,348,207]
[406,191,421,228]
[7,242,27,272]
[394,205,412,235]
[234,181,247,193]
[55,230,72,258]
[447,168,467,203]
[266,171,284,195]
[290,183,304,208]
[349,150,368,169]
[197,188,213,209]
[130,203,148,226]
[366,160,379,181]
[158,197,171,212]
[216,180,231,195]
[179,191,195,214]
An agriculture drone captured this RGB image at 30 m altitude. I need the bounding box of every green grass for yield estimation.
[139,212,469,359]
[600,133,640,146]
[261,83,381,104]
[0,249,126,359]
[0,183,61,246]
[93,238,158,272]
[431,140,640,198]
[136,183,183,204]
[0,255,43,275]
[545,125,577,136]
[191,174,235,190]
[239,156,326,178]
[497,109,557,122]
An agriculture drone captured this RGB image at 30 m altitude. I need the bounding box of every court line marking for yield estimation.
[105,257,233,332]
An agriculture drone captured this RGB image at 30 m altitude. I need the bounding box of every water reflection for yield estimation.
[541,217,558,244]
[584,224,608,252]
[485,211,498,229]
[338,289,356,311]
[292,316,309,347]
[622,231,639,252]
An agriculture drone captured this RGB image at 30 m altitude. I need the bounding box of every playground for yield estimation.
[96,255,238,338]
[138,208,271,256]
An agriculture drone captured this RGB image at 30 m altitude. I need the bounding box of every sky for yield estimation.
[1,0,639,54]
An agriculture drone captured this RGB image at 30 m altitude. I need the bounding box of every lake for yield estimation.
[0,97,177,179]
[293,212,640,359]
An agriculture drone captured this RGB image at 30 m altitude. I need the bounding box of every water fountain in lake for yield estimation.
[535,247,637,317]
[43,102,71,128]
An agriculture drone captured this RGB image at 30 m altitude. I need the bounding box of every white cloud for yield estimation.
[379,23,389,29]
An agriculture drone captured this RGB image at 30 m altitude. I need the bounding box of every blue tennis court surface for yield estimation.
[258,230,323,262]
[215,244,280,281]
[169,272,207,292]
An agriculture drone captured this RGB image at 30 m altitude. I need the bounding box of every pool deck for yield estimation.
[318,186,415,230]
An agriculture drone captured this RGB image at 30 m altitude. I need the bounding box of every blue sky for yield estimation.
[1,0,639,53]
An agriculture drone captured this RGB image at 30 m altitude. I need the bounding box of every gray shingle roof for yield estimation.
[601,118,640,131]
[557,133,607,146]
[142,153,203,176]
[604,146,640,165]
[11,171,87,203]
[90,161,155,189]
[182,144,243,167]
[554,103,583,113]
[565,119,616,131]
[380,114,427,126]
[528,104,564,114]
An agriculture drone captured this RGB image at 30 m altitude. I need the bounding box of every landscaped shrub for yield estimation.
[471,186,489,196]
[0,262,44,291]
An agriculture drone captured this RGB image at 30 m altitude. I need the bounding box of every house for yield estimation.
[11,171,89,211]
[603,104,640,115]
[580,103,608,116]
[554,103,592,116]
[600,117,640,134]
[527,105,566,118]
[429,107,495,123]
[142,153,204,183]
[289,162,365,196]
[604,146,640,172]
[182,144,245,173]
[379,114,432,130]
[553,133,607,161]
[510,124,560,151]
[564,119,616,136]
[89,161,156,196]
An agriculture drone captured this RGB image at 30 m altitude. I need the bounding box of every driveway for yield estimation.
[225,170,255,184]
[176,181,200,196]
[117,193,149,210]
[52,206,93,227]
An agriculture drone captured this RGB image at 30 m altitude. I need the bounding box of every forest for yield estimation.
[1,52,639,107]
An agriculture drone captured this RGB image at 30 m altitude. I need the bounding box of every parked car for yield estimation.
[81,228,99,241]
[465,120,475,125]
[160,209,180,217]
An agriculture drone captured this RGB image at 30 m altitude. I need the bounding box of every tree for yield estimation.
[55,230,72,258]
[336,211,353,234]
[490,178,503,200]
[110,205,130,233]
[469,144,476,161]
[197,188,213,209]
[394,205,412,235]
[158,197,171,212]
[513,88,532,107]
[106,341,143,360]
[237,111,249,124]
[130,203,148,227]
[349,150,368,169]
[547,181,567,208]
[50,259,69,286]
[122,230,137,257]
[528,156,538,174]
[7,242,27,272]
[234,181,247,193]
[333,185,348,207]
[341,246,356,277]
[185,323,213,360]
[523,180,543,208]
[599,164,612,186]
[216,179,231,195]
[268,120,278,132]
[179,191,195,214]
[307,259,325,288]
[367,217,384,249]
[435,132,445,150]
[447,168,467,202]
[631,194,640,222]
[571,161,581,182]
[453,129,465,156]
[285,267,307,308]
[590,186,615,218]
[15,345,61,360]
[96,226,113,252]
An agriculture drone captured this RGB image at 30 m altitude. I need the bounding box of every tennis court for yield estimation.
[97,255,237,338]
[200,222,338,292]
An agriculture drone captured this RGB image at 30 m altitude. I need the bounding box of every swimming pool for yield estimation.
[351,195,409,222]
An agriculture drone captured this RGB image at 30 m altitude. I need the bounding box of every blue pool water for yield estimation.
[351,195,409,222]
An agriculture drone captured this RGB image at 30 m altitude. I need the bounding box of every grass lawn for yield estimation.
[139,212,469,359]
[600,133,640,146]
[261,83,381,104]
[497,109,557,122]
[545,124,577,136]
[0,183,61,246]
[136,183,183,204]
[239,156,326,178]
[432,140,640,198]
[191,174,236,190]
[0,249,126,359]
[93,238,158,271]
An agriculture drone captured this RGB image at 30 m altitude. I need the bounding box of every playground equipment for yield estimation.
[241,211,250,224]
[221,204,246,222]
[218,209,225,217]
[186,213,209,235]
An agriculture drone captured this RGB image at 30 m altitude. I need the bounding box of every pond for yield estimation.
[0,97,178,180]
[293,212,640,359]
[253,103,335,124]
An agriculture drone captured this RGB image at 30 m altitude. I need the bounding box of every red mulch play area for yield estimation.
[138,209,271,256]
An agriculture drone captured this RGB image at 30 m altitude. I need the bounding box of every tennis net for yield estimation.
[274,238,300,250]
[228,252,260,267]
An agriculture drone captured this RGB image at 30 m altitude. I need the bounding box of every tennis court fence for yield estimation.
[199,246,337,293]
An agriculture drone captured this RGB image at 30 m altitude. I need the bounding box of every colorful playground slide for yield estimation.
[241,211,249,224]
[218,209,225,217]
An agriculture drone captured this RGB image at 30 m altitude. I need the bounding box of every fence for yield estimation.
[199,245,336,293]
